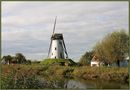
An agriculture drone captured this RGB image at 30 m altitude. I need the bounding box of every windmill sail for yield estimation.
[52,16,57,35]
[47,16,57,58]
[47,39,52,57]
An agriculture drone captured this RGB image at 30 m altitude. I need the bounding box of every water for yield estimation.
[38,76,128,89]
[66,78,128,89]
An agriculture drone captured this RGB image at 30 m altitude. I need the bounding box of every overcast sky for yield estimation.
[2,1,128,62]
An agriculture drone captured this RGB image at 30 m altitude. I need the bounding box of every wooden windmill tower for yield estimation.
[48,17,68,59]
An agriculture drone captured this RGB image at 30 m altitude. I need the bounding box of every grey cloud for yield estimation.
[2,1,128,62]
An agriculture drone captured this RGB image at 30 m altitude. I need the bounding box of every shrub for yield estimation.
[1,65,43,89]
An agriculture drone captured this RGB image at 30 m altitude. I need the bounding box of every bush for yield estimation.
[1,65,43,89]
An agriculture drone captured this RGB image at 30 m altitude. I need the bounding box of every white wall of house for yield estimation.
[91,61,99,67]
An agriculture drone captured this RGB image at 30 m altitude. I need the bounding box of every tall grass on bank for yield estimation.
[72,66,128,82]
[39,65,128,83]
[1,64,73,89]
[1,65,43,89]
[1,64,128,89]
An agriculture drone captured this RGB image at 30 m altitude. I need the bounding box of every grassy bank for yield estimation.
[72,66,129,83]
[40,65,129,83]
[1,64,129,89]
[1,64,44,89]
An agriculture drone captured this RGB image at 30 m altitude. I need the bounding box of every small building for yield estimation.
[91,56,100,67]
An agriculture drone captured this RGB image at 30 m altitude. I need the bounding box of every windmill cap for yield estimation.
[51,33,63,40]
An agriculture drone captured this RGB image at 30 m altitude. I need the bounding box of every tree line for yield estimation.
[1,53,31,64]
[79,30,129,67]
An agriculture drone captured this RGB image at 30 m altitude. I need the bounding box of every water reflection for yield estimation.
[72,78,128,89]
[38,76,128,89]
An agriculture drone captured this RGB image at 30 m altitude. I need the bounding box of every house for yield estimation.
[91,56,100,67]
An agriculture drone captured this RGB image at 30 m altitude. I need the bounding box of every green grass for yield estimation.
[40,58,77,66]
[72,66,128,82]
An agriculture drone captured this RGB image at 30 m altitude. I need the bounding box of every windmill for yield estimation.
[48,17,68,59]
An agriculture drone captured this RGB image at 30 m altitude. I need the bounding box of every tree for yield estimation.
[1,55,12,64]
[11,57,17,64]
[15,53,26,64]
[26,60,31,64]
[79,51,94,65]
[94,30,129,67]
[1,53,28,64]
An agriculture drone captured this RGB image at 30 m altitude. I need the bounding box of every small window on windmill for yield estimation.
[52,53,53,55]
[55,47,56,50]
[55,56,56,59]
